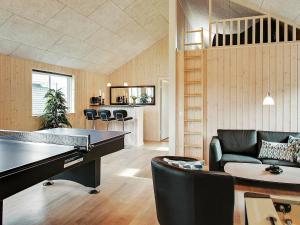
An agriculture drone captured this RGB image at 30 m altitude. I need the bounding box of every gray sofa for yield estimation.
[209,129,300,171]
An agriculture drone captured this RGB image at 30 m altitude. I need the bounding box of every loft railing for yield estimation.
[209,15,300,47]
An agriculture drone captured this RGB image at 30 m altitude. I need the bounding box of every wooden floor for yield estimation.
[4,142,300,225]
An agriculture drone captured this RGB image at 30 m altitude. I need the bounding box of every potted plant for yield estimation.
[140,93,149,104]
[131,96,138,106]
[40,89,72,129]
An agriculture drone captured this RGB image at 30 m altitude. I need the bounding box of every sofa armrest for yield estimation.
[209,136,223,171]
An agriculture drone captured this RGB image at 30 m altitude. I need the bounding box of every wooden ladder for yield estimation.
[183,50,204,158]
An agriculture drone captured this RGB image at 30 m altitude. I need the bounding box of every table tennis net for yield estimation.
[0,130,91,151]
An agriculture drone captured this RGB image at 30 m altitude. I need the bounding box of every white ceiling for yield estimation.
[0,0,169,74]
[231,0,300,26]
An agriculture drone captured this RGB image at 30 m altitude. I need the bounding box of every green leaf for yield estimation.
[40,88,72,129]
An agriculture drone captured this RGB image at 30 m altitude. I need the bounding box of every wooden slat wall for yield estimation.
[0,54,106,131]
[107,36,168,142]
[206,42,300,161]
[177,0,186,51]
[176,51,185,156]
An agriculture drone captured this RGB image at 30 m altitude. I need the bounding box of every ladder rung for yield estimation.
[184,42,202,46]
[185,81,202,85]
[184,55,202,59]
[184,145,202,148]
[185,107,202,110]
[185,68,201,72]
[186,29,203,33]
[184,132,202,135]
[184,119,202,122]
[184,94,202,97]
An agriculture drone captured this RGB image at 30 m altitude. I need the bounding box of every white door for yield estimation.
[160,79,169,140]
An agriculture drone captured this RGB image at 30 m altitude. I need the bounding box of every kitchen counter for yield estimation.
[99,105,144,146]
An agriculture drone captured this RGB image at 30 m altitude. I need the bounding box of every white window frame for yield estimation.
[32,70,75,116]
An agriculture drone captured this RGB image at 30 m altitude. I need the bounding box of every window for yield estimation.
[32,70,75,116]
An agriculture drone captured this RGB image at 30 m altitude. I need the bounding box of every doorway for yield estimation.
[160,79,169,141]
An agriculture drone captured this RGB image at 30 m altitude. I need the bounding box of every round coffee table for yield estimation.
[224,162,300,190]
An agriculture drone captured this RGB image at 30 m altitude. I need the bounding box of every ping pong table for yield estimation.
[0,128,126,225]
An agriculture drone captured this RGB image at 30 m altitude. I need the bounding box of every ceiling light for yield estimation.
[263,51,275,106]
[107,82,112,87]
[263,92,275,106]
[124,82,128,86]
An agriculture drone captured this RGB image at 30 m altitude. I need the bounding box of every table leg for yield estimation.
[235,189,246,225]
[52,158,101,192]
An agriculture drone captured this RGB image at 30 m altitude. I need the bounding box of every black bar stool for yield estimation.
[83,109,99,130]
[113,110,133,131]
[98,110,115,130]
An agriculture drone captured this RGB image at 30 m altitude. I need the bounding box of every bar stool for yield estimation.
[83,109,99,130]
[98,110,115,130]
[113,110,133,131]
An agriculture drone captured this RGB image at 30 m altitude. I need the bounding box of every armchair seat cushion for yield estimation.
[261,159,300,168]
[221,154,262,167]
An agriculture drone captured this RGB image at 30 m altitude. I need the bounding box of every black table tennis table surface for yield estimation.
[0,128,125,177]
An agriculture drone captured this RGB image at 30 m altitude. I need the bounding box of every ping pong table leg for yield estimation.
[50,158,101,193]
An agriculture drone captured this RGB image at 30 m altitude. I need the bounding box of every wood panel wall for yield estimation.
[177,0,186,51]
[107,36,169,142]
[206,42,300,161]
[0,54,106,131]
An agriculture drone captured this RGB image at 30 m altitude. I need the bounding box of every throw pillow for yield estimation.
[258,140,296,162]
[288,135,300,145]
[288,136,300,163]
[163,158,205,170]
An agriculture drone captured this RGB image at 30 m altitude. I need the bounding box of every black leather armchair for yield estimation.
[151,156,235,225]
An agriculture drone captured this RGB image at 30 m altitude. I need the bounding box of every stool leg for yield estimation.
[122,120,125,131]
[106,121,109,131]
[93,120,96,130]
